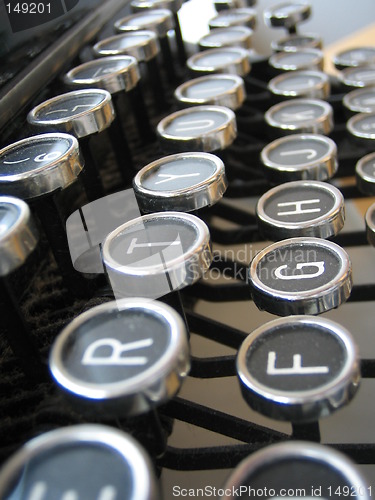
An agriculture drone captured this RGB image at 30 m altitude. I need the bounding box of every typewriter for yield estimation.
[0,0,375,497]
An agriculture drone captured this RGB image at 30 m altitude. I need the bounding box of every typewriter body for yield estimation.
[0,0,375,497]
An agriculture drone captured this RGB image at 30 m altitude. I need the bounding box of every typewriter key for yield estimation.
[221,442,371,499]
[268,70,330,99]
[93,31,167,112]
[174,74,246,110]
[237,316,360,422]
[339,64,375,88]
[0,425,159,500]
[249,237,352,315]
[187,47,251,77]
[64,56,154,145]
[256,180,345,240]
[102,211,212,300]
[269,48,324,72]
[115,9,177,83]
[50,298,189,417]
[271,33,322,52]
[0,133,87,294]
[199,26,253,50]
[214,0,256,12]
[347,112,375,146]
[333,46,375,70]
[130,0,187,65]
[157,105,237,153]
[133,152,227,212]
[264,2,311,33]
[365,201,375,247]
[0,196,42,375]
[261,133,337,182]
[343,86,375,114]
[27,89,117,196]
[209,7,257,30]
[265,98,334,135]
[356,152,375,195]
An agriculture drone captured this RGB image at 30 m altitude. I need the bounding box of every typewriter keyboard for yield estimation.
[0,0,375,497]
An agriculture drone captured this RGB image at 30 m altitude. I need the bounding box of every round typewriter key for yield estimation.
[339,64,375,88]
[157,105,237,153]
[208,8,257,30]
[93,31,167,111]
[264,2,311,32]
[0,133,87,293]
[221,442,371,499]
[333,46,375,70]
[130,0,187,65]
[265,98,334,135]
[65,56,154,145]
[343,86,375,114]
[365,202,375,247]
[268,70,330,99]
[115,9,177,83]
[249,237,352,315]
[214,0,255,12]
[347,112,375,146]
[256,180,345,240]
[199,26,253,50]
[269,48,324,72]
[50,298,189,417]
[271,33,322,52]
[102,211,212,299]
[237,316,359,422]
[174,74,246,110]
[27,89,116,196]
[187,47,251,77]
[261,133,337,182]
[356,152,375,195]
[0,425,160,500]
[133,152,227,212]
[0,197,42,375]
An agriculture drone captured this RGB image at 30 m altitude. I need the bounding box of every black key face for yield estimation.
[255,242,341,293]
[5,443,133,499]
[272,50,320,68]
[0,426,157,500]
[120,11,167,28]
[341,65,375,86]
[348,113,375,137]
[250,238,352,315]
[356,152,375,184]
[192,49,245,69]
[70,58,133,81]
[335,47,375,68]
[210,9,256,28]
[222,443,370,498]
[141,156,217,191]
[267,137,330,166]
[344,87,375,113]
[60,308,171,384]
[200,27,250,46]
[180,77,237,100]
[108,218,197,266]
[267,100,330,129]
[244,324,346,393]
[237,456,354,489]
[271,72,324,93]
[0,135,73,176]
[32,92,107,121]
[276,34,321,50]
[163,109,230,137]
[257,182,343,240]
